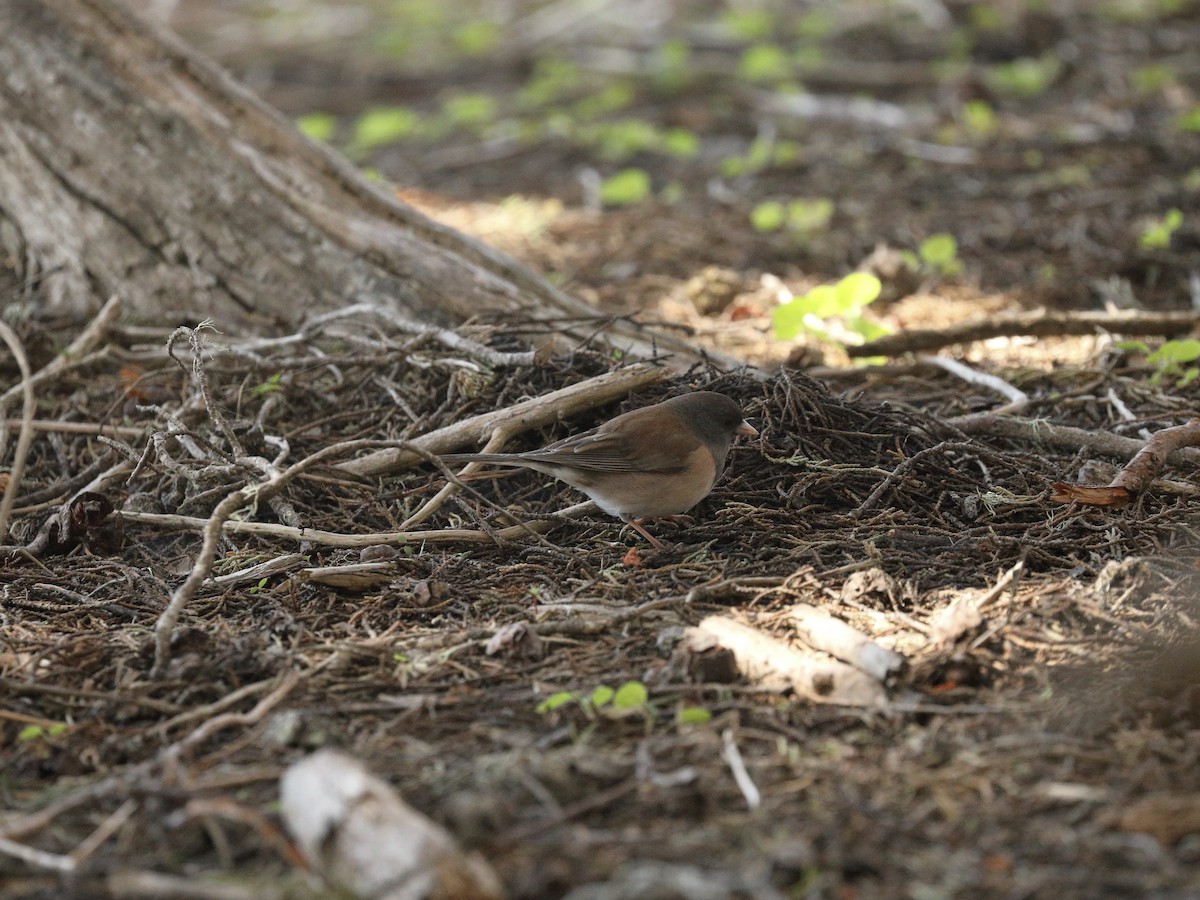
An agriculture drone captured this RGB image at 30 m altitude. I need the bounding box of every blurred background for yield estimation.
[157,0,1199,366]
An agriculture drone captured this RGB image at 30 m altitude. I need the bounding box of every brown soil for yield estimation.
[4,2,1200,898]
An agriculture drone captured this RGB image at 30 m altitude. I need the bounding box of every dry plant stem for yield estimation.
[0,798,136,874]
[1111,416,1200,497]
[850,307,1198,357]
[209,552,307,588]
[917,354,1028,405]
[107,869,283,900]
[950,413,1200,466]
[721,728,762,811]
[854,441,987,518]
[398,426,514,530]
[0,320,35,541]
[3,419,145,438]
[124,500,597,549]
[171,671,301,755]
[337,361,668,477]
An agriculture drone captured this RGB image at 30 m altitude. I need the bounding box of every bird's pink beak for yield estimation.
[736,420,758,437]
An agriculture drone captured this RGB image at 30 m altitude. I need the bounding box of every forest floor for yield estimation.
[4,1,1200,898]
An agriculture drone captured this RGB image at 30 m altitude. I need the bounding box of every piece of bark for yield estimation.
[280,749,503,900]
[785,604,906,682]
[694,615,888,707]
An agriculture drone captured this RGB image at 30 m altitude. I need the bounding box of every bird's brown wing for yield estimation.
[521,406,698,474]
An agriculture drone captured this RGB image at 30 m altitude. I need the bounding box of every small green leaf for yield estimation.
[612,680,648,710]
[353,106,419,151]
[441,93,496,128]
[589,685,615,707]
[662,128,700,159]
[785,198,833,234]
[751,201,786,232]
[834,272,883,310]
[1181,367,1200,387]
[599,168,651,206]
[677,706,712,725]
[1148,339,1200,366]
[18,725,45,741]
[1139,208,1183,249]
[537,691,577,714]
[738,44,791,83]
[296,113,336,143]
[1176,106,1200,133]
[919,234,959,267]
[1113,340,1150,354]
[453,21,500,55]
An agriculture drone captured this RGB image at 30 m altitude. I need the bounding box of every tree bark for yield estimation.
[0,0,720,365]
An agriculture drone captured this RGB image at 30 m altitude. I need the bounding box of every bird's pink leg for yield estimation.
[623,517,666,550]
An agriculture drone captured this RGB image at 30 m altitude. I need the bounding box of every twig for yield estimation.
[849,308,1198,357]
[123,500,597,549]
[721,728,761,811]
[337,362,669,477]
[0,320,35,541]
[1051,417,1200,507]
[3,419,145,438]
[853,441,987,518]
[950,413,1200,466]
[917,355,1028,405]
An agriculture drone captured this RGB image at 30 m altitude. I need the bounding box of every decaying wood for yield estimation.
[280,749,503,900]
[849,308,1198,357]
[1052,416,1200,507]
[786,603,906,682]
[692,615,889,707]
[0,0,726,368]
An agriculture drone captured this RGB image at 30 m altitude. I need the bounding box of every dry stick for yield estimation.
[2,419,146,439]
[123,500,597,549]
[721,728,762,811]
[786,604,907,682]
[849,308,1198,357]
[0,320,34,541]
[398,426,514,530]
[1052,417,1200,506]
[950,413,1200,466]
[917,354,1028,406]
[694,615,889,707]
[337,361,669,477]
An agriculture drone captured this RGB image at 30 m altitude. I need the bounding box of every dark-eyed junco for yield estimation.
[439,391,757,549]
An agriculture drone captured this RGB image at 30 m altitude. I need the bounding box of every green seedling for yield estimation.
[352,106,420,153]
[773,272,886,347]
[599,168,651,206]
[296,112,336,143]
[536,680,651,720]
[1118,339,1200,387]
[252,373,283,396]
[751,198,833,237]
[1139,209,1183,249]
[676,705,712,726]
[18,723,68,742]
[1177,107,1200,133]
[738,44,792,83]
[984,55,1061,99]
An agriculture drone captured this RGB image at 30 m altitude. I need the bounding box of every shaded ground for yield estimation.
[4,1,1200,898]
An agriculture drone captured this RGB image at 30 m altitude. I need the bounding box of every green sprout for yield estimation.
[773,272,886,346]
[1139,209,1183,249]
[599,168,652,206]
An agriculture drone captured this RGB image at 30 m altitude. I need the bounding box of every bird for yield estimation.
[438,391,757,549]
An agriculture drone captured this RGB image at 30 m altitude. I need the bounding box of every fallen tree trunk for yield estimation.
[0,0,722,365]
